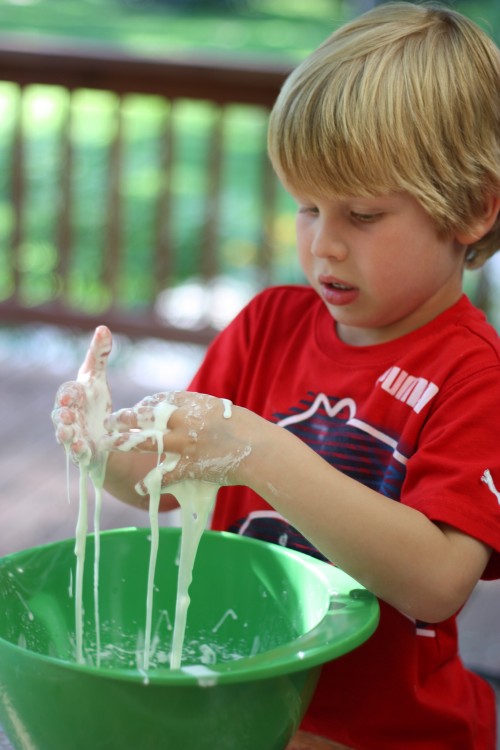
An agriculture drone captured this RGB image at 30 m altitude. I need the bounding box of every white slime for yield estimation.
[71,348,110,665]
[62,364,231,673]
[167,482,218,669]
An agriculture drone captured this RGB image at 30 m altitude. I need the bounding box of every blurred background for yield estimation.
[0,0,499,329]
[0,0,499,729]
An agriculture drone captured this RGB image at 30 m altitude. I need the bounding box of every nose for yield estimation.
[310,220,348,261]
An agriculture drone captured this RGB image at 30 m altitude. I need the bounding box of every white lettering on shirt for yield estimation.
[481,469,500,505]
[377,367,439,414]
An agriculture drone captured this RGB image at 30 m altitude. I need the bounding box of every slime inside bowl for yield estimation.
[0,528,379,750]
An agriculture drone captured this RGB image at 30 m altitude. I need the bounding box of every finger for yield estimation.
[106,398,177,432]
[101,430,168,453]
[52,406,76,428]
[54,382,86,409]
[105,408,140,432]
[77,325,112,381]
[55,424,91,464]
[55,423,75,444]
[70,439,92,466]
[52,403,79,440]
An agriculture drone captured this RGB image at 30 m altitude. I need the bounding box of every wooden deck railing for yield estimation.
[0,36,292,344]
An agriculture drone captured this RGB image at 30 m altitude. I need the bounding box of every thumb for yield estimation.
[77,325,112,382]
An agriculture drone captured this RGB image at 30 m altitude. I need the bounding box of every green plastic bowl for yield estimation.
[0,528,379,750]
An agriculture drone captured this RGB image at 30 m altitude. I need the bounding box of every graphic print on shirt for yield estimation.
[230,391,409,560]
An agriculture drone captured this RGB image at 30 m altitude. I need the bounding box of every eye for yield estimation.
[298,205,319,216]
[351,211,381,223]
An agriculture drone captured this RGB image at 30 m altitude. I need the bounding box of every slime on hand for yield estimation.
[58,331,232,673]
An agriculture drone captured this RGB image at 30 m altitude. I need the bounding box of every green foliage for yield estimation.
[0,0,347,61]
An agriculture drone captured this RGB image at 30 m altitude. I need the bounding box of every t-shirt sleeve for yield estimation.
[401,365,500,578]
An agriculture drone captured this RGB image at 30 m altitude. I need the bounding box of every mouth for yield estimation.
[324,281,354,291]
[320,276,356,291]
[319,276,359,306]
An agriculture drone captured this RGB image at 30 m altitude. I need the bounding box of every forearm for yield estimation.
[238,410,490,622]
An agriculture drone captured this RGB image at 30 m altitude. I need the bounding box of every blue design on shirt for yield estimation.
[230,391,408,560]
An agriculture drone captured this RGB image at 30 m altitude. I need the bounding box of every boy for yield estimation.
[54,3,500,747]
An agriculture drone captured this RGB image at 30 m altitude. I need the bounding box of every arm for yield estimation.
[241,408,491,623]
[106,392,492,623]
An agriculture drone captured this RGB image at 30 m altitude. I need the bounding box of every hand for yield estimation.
[52,326,113,475]
[103,391,253,493]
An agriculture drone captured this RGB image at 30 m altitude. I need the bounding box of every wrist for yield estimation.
[230,406,281,492]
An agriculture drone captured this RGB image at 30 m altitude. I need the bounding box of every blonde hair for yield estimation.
[268,2,500,267]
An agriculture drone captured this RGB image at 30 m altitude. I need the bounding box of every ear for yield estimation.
[455,194,500,245]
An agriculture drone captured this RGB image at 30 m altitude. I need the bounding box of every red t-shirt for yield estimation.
[189,285,500,749]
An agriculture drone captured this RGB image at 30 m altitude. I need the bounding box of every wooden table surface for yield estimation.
[287,731,352,749]
[0,727,350,749]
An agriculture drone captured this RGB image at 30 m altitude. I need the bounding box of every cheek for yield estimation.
[357,254,398,291]
[296,232,313,273]
[298,252,317,288]
[369,253,441,307]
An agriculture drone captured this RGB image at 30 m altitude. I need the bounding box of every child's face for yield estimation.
[293,190,466,345]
